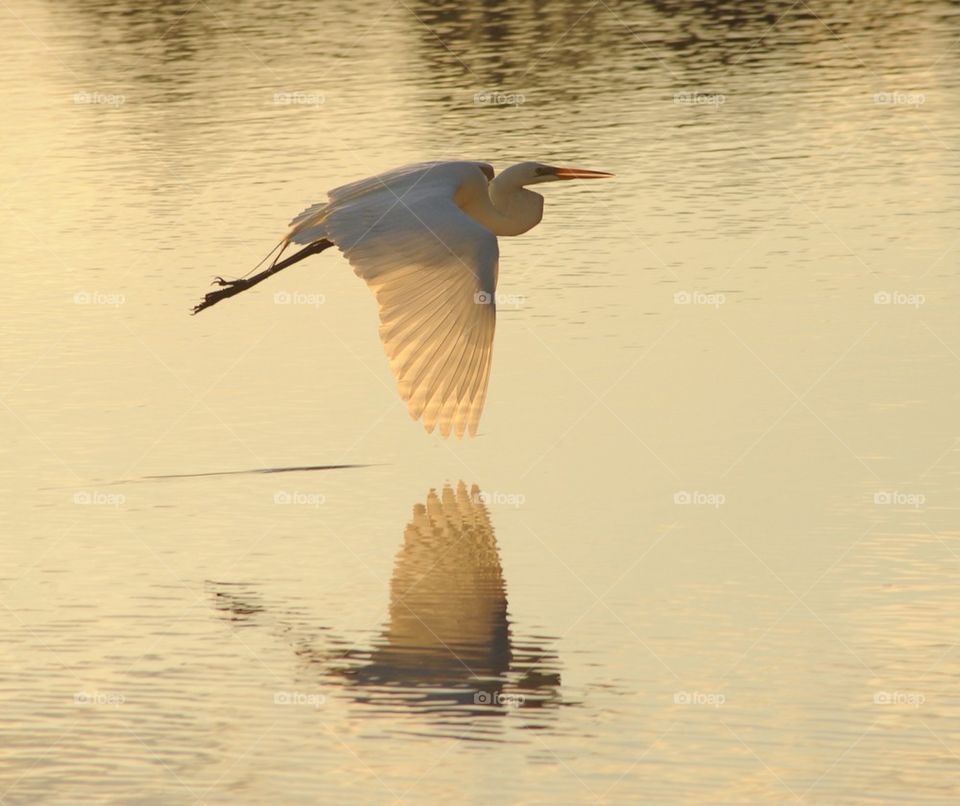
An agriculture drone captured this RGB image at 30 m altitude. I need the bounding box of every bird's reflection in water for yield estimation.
[322,482,561,718]
[208,482,562,734]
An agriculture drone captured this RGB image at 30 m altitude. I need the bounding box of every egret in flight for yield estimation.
[193,161,612,437]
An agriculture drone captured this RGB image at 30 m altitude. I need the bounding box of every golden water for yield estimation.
[2,0,959,802]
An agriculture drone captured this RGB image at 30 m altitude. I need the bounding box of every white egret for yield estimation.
[194,161,613,437]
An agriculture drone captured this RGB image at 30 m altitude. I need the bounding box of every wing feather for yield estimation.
[297,162,499,437]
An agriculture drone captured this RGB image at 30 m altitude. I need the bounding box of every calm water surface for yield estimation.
[2,0,960,802]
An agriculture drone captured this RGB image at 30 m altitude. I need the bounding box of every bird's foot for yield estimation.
[190,240,334,316]
[212,276,250,289]
[192,276,252,314]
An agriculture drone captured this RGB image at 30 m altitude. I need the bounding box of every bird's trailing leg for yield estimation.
[192,239,334,314]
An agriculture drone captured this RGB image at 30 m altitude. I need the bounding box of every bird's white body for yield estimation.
[280,160,612,438]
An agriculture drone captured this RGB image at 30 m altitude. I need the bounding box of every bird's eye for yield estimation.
[534,166,545,176]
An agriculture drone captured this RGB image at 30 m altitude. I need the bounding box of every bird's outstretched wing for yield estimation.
[288,162,499,438]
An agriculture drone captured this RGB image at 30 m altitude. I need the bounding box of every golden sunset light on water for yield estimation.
[2,1,959,802]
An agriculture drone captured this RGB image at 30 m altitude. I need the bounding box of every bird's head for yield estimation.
[498,161,614,187]
[483,160,614,236]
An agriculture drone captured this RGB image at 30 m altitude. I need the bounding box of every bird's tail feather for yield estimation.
[287,206,331,246]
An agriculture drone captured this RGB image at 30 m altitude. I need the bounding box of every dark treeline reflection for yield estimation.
[59,0,955,91]
[403,0,959,86]
[208,482,562,736]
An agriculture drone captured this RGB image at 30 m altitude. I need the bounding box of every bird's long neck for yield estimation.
[465,175,544,237]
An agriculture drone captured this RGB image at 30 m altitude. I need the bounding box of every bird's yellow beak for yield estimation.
[550,167,615,180]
